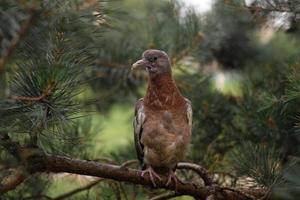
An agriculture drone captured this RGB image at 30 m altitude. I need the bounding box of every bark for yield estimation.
[0,149,263,199]
[41,155,209,199]
[0,167,27,193]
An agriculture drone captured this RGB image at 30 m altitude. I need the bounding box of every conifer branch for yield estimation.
[171,32,204,66]
[150,191,178,200]
[0,134,262,199]
[53,179,103,200]
[177,162,213,186]
[40,155,210,199]
[0,146,264,199]
[0,167,27,193]
[10,82,55,102]
[225,1,298,14]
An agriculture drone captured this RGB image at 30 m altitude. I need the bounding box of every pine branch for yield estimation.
[0,134,263,199]
[0,167,27,193]
[171,32,204,66]
[150,191,178,200]
[244,5,294,13]
[177,162,213,186]
[0,148,263,199]
[225,1,298,14]
[40,155,209,199]
[53,179,103,200]
[10,82,55,102]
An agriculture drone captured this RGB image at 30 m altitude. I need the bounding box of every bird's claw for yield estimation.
[166,170,184,192]
[141,167,162,187]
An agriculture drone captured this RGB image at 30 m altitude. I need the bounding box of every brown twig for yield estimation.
[23,195,53,200]
[244,5,296,13]
[92,157,117,164]
[222,187,256,200]
[225,1,296,14]
[207,194,217,200]
[177,162,214,186]
[0,167,27,193]
[53,179,103,200]
[150,191,179,200]
[121,159,139,168]
[171,32,204,66]
[76,0,98,11]
[10,82,55,102]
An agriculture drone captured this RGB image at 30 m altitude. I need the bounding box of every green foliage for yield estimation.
[0,0,26,55]
[231,143,283,188]
[3,177,50,200]
[273,161,300,200]
[88,0,202,110]
[1,0,300,199]
[178,73,237,169]
[197,0,258,69]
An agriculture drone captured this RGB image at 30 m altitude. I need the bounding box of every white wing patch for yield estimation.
[135,104,145,134]
[133,98,146,164]
[185,98,192,127]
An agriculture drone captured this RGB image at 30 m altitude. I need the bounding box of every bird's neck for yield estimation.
[144,72,184,109]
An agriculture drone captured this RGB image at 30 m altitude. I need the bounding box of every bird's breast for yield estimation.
[141,109,191,171]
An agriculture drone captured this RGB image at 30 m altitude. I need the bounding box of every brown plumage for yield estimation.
[132,49,192,187]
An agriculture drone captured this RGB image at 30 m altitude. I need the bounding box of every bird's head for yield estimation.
[131,49,171,77]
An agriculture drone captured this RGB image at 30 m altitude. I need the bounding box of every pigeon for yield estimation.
[132,49,192,188]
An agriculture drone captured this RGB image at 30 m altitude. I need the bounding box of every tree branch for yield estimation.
[53,178,103,200]
[171,32,204,66]
[244,5,294,13]
[150,191,178,200]
[10,82,55,102]
[0,167,27,193]
[177,162,213,186]
[40,155,209,199]
[0,135,264,199]
[0,147,264,199]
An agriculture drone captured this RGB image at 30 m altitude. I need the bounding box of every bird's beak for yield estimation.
[131,58,148,70]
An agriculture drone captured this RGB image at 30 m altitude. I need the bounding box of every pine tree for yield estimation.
[0,0,299,199]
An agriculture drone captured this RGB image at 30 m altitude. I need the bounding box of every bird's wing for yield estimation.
[184,98,193,127]
[133,98,146,165]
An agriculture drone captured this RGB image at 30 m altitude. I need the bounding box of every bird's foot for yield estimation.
[166,170,184,192]
[141,167,162,187]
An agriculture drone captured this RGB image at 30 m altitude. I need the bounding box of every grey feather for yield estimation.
[133,98,146,165]
[185,98,193,127]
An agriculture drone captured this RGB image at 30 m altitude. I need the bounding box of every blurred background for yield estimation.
[0,0,300,199]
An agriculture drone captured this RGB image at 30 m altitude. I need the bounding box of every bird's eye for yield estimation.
[148,57,157,62]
